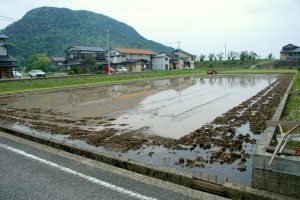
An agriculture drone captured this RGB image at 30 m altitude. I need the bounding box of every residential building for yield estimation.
[110,47,157,72]
[152,53,171,70]
[156,49,195,70]
[280,43,300,60]
[121,59,150,72]
[164,52,182,70]
[0,32,19,79]
[64,45,106,71]
[173,49,195,69]
[50,57,66,66]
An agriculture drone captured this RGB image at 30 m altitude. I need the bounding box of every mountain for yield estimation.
[1,7,173,59]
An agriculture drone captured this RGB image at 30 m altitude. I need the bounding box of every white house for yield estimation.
[152,53,171,70]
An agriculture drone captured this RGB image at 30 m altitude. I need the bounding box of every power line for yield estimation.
[0,15,18,22]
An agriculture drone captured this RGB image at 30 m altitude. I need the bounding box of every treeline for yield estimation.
[197,51,275,62]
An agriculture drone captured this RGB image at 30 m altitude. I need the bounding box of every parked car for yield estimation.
[12,70,22,78]
[29,70,46,77]
[116,66,128,73]
[103,67,117,74]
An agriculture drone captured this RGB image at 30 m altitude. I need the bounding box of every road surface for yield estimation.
[0,131,225,200]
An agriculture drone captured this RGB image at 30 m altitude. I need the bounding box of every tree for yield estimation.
[240,51,249,60]
[208,53,215,61]
[199,54,206,62]
[25,54,50,72]
[216,52,224,60]
[248,51,257,60]
[268,53,274,59]
[228,51,239,60]
[83,57,97,72]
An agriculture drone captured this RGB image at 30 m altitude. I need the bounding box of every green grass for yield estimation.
[282,71,300,121]
[0,69,204,94]
[281,71,300,151]
[0,68,297,94]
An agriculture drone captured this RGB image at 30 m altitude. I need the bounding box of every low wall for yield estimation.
[251,75,300,198]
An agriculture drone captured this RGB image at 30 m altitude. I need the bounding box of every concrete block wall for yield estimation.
[251,74,300,198]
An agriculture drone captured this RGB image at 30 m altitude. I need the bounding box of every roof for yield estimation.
[0,32,9,39]
[122,59,150,63]
[66,45,106,52]
[0,55,18,68]
[50,57,66,62]
[162,52,179,60]
[280,43,300,53]
[153,53,171,59]
[0,55,16,62]
[112,47,157,55]
[173,49,195,58]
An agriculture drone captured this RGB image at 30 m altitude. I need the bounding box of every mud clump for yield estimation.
[0,74,294,172]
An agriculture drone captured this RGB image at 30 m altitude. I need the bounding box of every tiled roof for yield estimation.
[67,45,106,52]
[280,43,300,53]
[280,47,300,53]
[173,49,195,57]
[0,55,15,62]
[112,47,157,55]
[0,32,9,39]
[51,57,66,62]
[122,59,149,63]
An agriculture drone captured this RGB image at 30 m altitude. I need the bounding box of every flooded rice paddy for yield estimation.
[0,73,293,186]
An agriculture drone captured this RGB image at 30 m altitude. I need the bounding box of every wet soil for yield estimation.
[0,74,294,174]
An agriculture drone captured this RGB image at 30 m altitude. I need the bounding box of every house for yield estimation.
[0,32,19,79]
[155,49,195,70]
[173,49,195,69]
[121,59,150,72]
[50,57,66,66]
[280,43,300,60]
[152,53,171,70]
[110,47,157,71]
[164,52,183,70]
[64,45,106,71]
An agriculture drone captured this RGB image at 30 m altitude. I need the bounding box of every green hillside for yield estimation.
[2,7,173,59]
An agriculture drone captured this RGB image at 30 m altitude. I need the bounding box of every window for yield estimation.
[165,57,168,61]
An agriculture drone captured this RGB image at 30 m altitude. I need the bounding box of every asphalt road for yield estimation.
[0,131,225,200]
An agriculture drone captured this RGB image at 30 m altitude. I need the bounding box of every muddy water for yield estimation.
[3,74,280,186]
[8,74,277,139]
[114,74,277,138]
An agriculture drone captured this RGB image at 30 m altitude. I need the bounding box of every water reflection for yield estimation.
[7,74,278,139]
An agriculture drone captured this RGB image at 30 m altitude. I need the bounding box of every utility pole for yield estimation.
[166,41,181,49]
[176,41,181,49]
[106,29,111,74]
[225,43,227,61]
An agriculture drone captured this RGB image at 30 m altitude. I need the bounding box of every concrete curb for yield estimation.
[224,183,298,200]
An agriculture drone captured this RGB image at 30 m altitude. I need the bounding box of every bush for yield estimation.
[94,71,103,74]
[67,71,75,75]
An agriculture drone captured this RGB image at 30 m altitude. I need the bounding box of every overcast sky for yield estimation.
[1,0,300,59]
